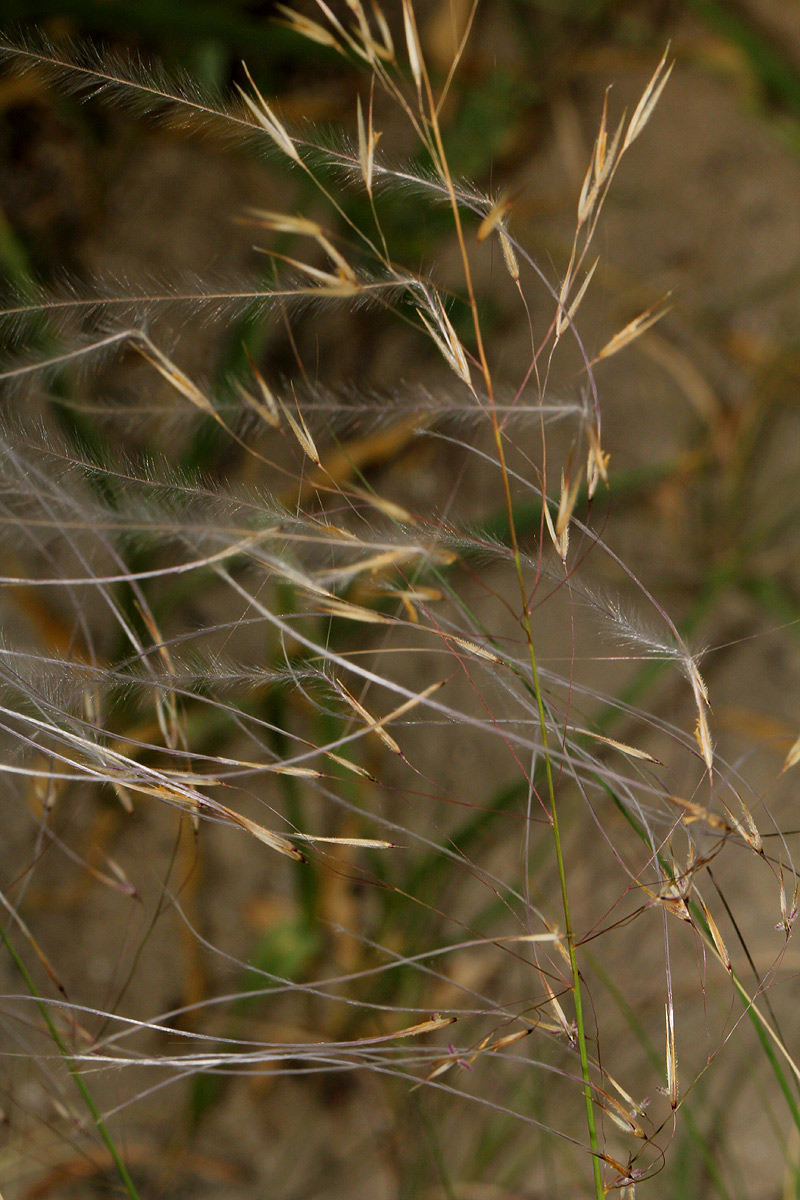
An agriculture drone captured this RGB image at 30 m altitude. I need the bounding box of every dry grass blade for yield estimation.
[417,1055,458,1086]
[343,0,378,66]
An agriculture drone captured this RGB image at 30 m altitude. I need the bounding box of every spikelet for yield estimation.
[697,895,731,972]
[595,296,671,363]
[476,192,514,243]
[416,301,473,388]
[585,421,609,498]
[135,338,217,418]
[778,862,799,936]
[356,92,381,196]
[664,1002,678,1108]
[556,256,598,339]
[623,46,674,152]
[278,385,321,464]
[544,462,582,562]
[782,730,800,773]
[236,63,299,162]
[275,4,343,51]
[498,228,520,282]
[401,0,424,95]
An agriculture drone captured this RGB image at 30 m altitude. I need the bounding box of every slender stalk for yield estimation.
[421,53,604,1200]
[1,926,142,1200]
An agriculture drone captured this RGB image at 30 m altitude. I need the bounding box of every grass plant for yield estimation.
[0,4,799,1197]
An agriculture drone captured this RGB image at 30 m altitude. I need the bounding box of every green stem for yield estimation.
[522,606,604,1199]
[1,926,141,1200]
[420,44,603,1195]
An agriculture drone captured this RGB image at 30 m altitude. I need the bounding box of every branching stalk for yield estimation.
[420,48,604,1200]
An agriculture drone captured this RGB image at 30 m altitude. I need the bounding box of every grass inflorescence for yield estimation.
[0,4,799,1198]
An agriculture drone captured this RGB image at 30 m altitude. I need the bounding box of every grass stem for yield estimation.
[0,926,142,1200]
